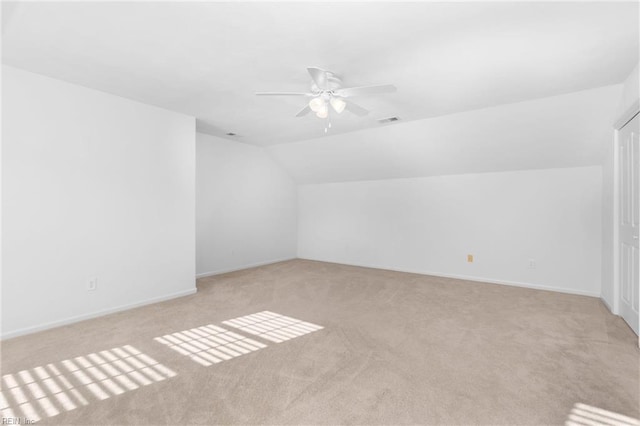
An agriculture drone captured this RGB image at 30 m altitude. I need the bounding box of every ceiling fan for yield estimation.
[256,67,396,119]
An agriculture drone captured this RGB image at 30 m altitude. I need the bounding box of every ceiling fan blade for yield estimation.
[345,100,369,117]
[255,92,311,96]
[335,84,397,98]
[307,67,328,90]
[295,105,311,117]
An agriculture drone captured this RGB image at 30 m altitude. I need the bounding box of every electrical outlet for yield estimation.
[87,278,98,291]
[467,254,474,263]
[528,259,536,269]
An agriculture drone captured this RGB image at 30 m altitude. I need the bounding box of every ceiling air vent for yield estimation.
[378,117,400,124]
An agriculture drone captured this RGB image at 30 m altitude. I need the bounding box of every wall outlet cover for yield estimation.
[87,278,98,291]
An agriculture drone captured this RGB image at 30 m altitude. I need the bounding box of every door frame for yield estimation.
[612,100,640,338]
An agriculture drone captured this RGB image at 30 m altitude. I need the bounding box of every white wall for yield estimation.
[2,66,196,339]
[196,133,297,277]
[299,166,602,296]
[616,63,639,119]
[601,136,617,311]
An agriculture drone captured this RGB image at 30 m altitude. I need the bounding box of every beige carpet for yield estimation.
[1,259,638,425]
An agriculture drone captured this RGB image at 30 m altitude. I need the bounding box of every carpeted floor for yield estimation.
[1,259,639,425]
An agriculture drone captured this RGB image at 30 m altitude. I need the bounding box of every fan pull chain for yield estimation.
[324,118,332,134]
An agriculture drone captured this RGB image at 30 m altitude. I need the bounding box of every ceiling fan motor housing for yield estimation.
[311,71,343,94]
[256,67,396,119]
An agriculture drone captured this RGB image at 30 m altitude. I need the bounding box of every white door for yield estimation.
[619,113,640,336]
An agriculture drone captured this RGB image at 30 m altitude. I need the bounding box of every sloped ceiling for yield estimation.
[266,85,623,183]
[2,2,638,146]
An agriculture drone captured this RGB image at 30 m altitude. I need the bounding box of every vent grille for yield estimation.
[378,117,400,124]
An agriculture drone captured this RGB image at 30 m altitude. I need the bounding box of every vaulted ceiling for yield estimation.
[3,2,638,146]
[267,85,623,183]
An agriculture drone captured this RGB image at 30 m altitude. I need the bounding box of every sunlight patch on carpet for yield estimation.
[222,311,323,343]
[565,402,640,426]
[0,345,175,422]
[154,325,267,367]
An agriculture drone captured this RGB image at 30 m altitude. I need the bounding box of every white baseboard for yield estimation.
[1,288,197,341]
[600,296,616,314]
[196,257,296,278]
[428,270,599,297]
[298,257,601,298]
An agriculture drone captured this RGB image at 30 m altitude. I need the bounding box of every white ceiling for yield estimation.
[2,1,638,146]
[267,85,623,183]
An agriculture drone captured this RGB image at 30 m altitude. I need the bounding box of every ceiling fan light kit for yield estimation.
[309,97,325,112]
[316,106,329,119]
[256,67,397,132]
[330,97,346,114]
